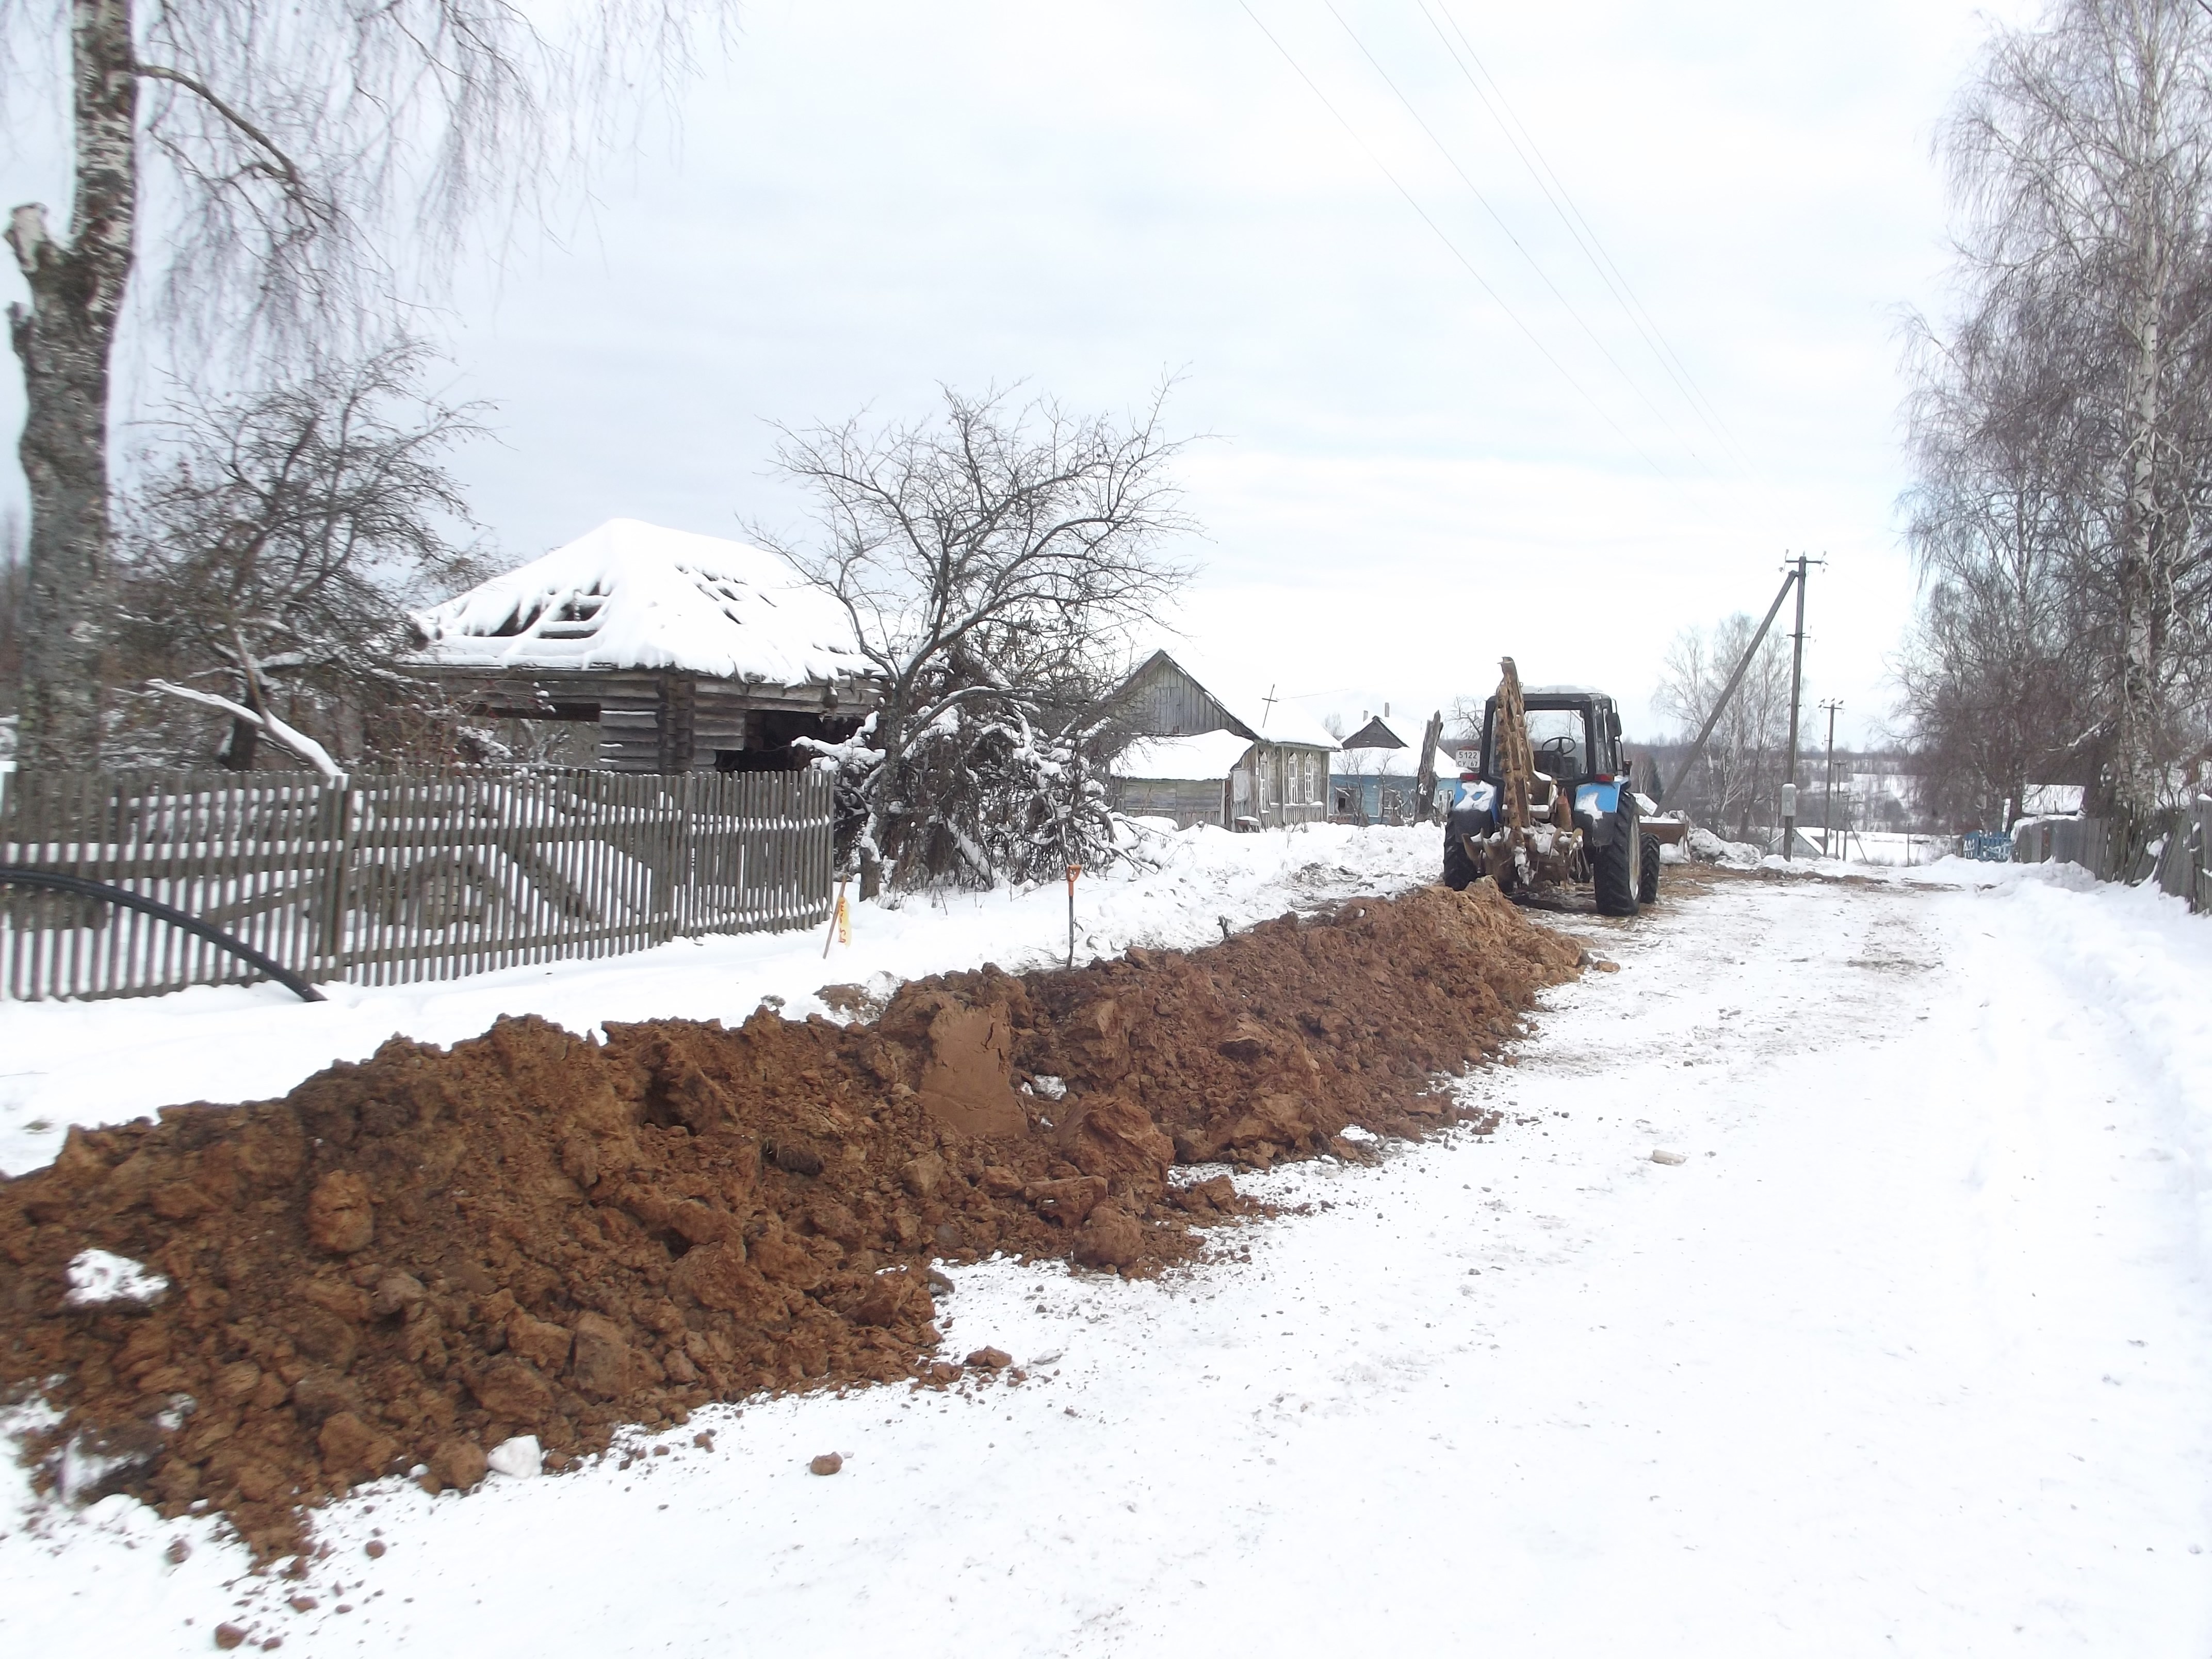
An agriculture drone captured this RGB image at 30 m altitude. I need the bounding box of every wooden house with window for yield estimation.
[1329,712,1457,824]
[1110,649,1336,829]
[406,519,879,772]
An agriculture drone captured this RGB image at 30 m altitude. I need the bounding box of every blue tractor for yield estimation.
[1442,659,1674,917]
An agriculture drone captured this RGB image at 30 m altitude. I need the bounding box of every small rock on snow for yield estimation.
[965,1346,1013,1370]
[486,1434,543,1478]
[1651,1149,1687,1165]
[214,1624,248,1651]
[809,1453,844,1476]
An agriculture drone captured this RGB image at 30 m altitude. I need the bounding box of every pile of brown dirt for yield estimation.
[0,881,1577,1555]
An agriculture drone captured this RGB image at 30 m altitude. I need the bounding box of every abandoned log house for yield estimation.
[1110,649,1337,829]
[408,518,879,771]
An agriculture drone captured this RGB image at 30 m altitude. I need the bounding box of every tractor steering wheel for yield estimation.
[1536,735,1577,775]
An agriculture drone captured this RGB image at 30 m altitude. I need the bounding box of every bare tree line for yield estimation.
[1902,0,2212,835]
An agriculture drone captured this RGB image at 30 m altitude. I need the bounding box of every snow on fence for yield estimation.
[2010,798,2212,913]
[0,767,836,1001]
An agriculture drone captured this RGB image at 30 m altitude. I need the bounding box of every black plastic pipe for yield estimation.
[0,867,326,1002]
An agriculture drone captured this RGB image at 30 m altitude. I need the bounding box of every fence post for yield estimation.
[314,778,354,984]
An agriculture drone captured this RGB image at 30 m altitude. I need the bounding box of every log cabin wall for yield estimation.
[414,667,871,774]
[1117,775,1233,829]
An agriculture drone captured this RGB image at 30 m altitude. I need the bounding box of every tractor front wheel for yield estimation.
[1638,836,1661,905]
[1443,835,1476,891]
[1594,813,1640,917]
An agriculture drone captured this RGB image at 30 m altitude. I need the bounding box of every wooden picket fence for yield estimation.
[0,766,836,1001]
[2009,797,2212,914]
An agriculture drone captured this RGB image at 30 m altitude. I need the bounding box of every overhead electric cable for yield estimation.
[1235,1,1668,476]
[1422,0,1752,472]
[1323,0,1714,474]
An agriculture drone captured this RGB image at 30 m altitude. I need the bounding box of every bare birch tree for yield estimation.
[753,383,1196,895]
[1909,0,2212,834]
[4,0,719,771]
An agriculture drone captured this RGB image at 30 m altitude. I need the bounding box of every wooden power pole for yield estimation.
[1781,554,1810,860]
[1818,697,1843,857]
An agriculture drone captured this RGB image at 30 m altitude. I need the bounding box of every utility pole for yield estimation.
[1780,554,1818,860]
[1818,697,1843,858]
[1655,562,1800,812]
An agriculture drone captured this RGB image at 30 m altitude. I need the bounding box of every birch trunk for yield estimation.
[2115,36,2171,826]
[2116,286,2165,821]
[7,0,138,771]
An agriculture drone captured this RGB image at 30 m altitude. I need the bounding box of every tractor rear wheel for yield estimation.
[1443,834,1476,891]
[1638,836,1661,905]
[1594,812,1640,917]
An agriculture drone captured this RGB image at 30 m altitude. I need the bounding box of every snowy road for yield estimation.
[5,858,2210,1655]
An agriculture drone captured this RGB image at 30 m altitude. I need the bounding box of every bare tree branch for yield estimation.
[133,62,310,193]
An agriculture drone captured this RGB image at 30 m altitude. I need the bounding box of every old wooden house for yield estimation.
[1110,649,1336,829]
[408,519,878,771]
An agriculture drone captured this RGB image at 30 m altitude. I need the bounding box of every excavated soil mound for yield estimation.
[0,882,1576,1555]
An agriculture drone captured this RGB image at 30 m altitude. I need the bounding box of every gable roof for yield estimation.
[1121,648,1338,751]
[1340,714,1409,751]
[410,518,869,684]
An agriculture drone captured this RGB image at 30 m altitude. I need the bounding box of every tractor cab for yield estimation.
[1477,689,1625,788]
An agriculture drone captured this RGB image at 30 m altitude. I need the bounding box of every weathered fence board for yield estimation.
[2010,800,2211,914]
[0,767,835,1001]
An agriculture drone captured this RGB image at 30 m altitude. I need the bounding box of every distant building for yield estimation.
[1328,713,1454,824]
[407,519,877,772]
[1110,649,1337,829]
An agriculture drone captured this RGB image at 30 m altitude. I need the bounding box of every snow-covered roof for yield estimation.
[1114,730,1254,782]
[410,518,869,684]
[1131,650,1338,751]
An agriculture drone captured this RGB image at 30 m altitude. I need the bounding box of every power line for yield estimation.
[1235,1,1668,476]
[1322,0,1715,475]
[1421,0,1754,474]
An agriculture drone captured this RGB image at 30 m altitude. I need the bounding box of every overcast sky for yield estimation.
[3,0,2045,747]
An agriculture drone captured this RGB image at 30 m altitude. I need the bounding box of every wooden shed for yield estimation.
[408,519,878,772]
[1110,649,1336,829]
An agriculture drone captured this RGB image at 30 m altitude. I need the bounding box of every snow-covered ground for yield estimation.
[4,835,2210,1655]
